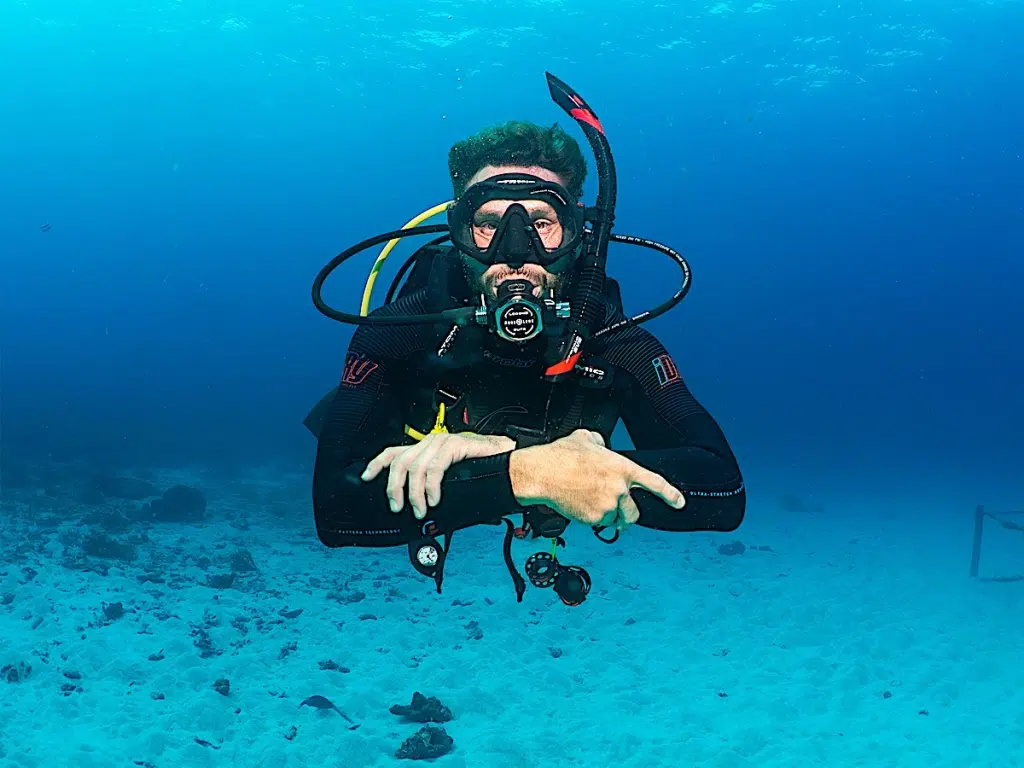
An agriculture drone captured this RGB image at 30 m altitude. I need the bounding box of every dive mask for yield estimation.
[447,174,585,273]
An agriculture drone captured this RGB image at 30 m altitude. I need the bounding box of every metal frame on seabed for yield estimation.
[969,505,1024,581]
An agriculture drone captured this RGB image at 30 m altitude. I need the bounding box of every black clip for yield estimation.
[506,425,549,449]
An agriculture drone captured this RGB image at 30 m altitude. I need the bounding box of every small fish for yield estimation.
[40,222,51,233]
[299,695,360,730]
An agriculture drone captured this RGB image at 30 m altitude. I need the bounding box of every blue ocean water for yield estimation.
[1,2,1023,766]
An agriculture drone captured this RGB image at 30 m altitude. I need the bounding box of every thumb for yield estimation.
[616,492,641,530]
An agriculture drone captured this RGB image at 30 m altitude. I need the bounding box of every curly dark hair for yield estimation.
[447,120,588,199]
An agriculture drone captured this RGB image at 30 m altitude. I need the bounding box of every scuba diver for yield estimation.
[306,73,744,607]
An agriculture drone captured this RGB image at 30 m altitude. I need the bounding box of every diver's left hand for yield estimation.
[361,433,515,519]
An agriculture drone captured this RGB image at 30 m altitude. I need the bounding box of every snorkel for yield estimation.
[539,73,616,381]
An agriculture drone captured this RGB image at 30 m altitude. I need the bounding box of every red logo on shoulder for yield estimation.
[341,353,378,386]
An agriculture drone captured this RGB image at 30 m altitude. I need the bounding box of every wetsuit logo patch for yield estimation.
[652,354,680,387]
[341,353,378,386]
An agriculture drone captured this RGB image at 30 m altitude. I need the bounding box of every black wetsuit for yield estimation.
[309,258,745,549]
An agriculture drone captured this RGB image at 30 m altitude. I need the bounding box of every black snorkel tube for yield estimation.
[311,72,692,342]
[540,73,617,381]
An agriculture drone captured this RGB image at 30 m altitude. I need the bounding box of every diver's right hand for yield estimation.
[508,429,685,531]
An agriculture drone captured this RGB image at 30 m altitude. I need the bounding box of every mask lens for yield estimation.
[471,201,566,252]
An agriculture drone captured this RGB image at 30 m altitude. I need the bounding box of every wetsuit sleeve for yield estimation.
[312,298,523,549]
[604,327,745,532]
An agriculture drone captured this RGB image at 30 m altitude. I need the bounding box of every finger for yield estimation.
[386,444,424,512]
[361,447,402,481]
[617,493,641,530]
[386,464,407,512]
[628,466,686,509]
[406,440,445,519]
[424,460,447,508]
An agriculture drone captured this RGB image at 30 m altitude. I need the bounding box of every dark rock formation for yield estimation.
[390,692,453,723]
[395,726,454,760]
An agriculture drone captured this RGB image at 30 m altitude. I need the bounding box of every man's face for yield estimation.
[464,164,566,299]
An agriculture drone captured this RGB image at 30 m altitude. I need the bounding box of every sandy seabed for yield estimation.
[1,468,1021,768]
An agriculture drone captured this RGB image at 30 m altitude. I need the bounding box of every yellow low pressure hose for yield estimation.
[359,201,452,317]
